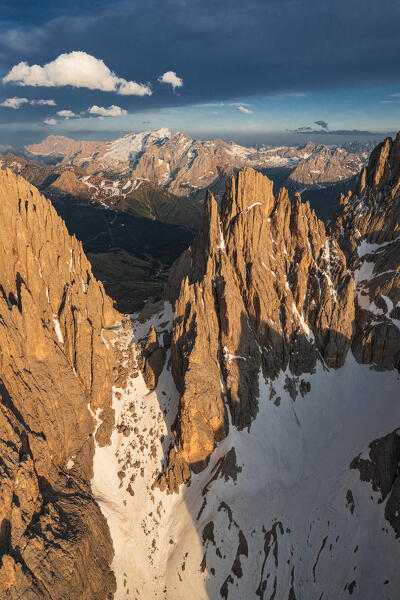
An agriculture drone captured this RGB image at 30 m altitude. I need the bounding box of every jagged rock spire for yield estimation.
[331,131,400,372]
[162,167,354,486]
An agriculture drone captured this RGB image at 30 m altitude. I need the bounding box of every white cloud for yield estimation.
[88,104,127,117]
[0,97,29,109]
[237,105,254,114]
[117,80,150,96]
[44,118,57,125]
[158,71,183,91]
[57,109,75,118]
[3,51,152,96]
[34,99,56,106]
[0,97,57,109]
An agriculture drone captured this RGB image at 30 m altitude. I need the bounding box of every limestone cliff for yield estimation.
[162,168,354,481]
[0,168,118,599]
[332,133,400,370]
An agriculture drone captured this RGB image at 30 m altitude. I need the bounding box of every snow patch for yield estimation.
[52,317,64,344]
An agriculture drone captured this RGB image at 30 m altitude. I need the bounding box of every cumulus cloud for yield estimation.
[118,80,151,96]
[44,118,57,125]
[57,109,75,118]
[0,97,29,109]
[0,97,58,109]
[237,105,253,114]
[88,104,127,117]
[314,120,328,129]
[158,71,183,91]
[3,51,152,96]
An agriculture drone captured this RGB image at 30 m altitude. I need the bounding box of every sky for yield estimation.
[0,0,399,148]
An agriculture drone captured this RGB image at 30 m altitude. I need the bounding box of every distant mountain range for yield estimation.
[25,129,375,206]
[0,130,380,311]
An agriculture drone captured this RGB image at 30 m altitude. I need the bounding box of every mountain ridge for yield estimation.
[24,129,372,202]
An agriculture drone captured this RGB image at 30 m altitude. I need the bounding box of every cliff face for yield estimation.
[332,133,400,370]
[0,168,118,599]
[163,168,354,477]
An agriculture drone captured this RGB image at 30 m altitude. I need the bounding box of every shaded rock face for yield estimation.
[331,133,400,540]
[0,169,118,599]
[332,133,400,371]
[165,167,355,475]
[139,325,166,390]
[351,429,400,538]
[333,133,400,261]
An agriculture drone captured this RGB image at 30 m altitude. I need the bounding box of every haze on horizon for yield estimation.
[0,0,399,148]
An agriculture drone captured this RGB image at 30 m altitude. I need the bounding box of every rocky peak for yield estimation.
[162,167,354,486]
[299,140,316,155]
[332,132,400,371]
[356,133,400,198]
[333,133,400,259]
[220,166,274,221]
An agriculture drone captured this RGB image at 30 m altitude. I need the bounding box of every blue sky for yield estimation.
[0,0,399,147]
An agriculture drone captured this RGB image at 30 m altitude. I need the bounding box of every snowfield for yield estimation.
[93,303,400,599]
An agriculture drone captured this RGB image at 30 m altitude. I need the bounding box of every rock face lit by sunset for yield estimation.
[0,2,399,599]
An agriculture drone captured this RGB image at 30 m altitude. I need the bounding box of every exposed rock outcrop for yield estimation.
[351,428,400,538]
[139,325,166,390]
[332,133,400,370]
[0,168,118,599]
[164,167,355,478]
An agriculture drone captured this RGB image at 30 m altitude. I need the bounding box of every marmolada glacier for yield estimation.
[0,133,400,600]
